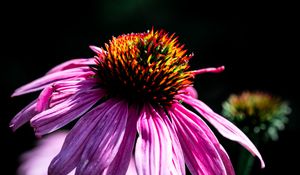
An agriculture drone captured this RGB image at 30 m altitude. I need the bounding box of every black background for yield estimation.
[1,1,298,174]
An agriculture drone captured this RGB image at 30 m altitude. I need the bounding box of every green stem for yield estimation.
[236,148,255,175]
[237,135,260,175]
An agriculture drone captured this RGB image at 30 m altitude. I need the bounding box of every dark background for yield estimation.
[1,1,298,174]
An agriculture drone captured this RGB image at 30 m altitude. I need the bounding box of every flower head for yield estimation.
[222,91,291,141]
[11,29,264,175]
[92,29,193,106]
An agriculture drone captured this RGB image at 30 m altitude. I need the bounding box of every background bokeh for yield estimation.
[1,1,298,174]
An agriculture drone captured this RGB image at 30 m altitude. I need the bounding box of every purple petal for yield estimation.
[48,78,99,108]
[174,103,234,175]
[75,100,128,175]
[53,78,98,93]
[135,104,172,175]
[46,58,95,75]
[125,156,138,175]
[190,66,225,75]
[89,46,106,59]
[10,100,38,131]
[180,94,265,168]
[49,92,74,108]
[49,98,120,175]
[12,67,94,97]
[156,107,186,175]
[170,104,227,175]
[31,89,105,136]
[36,85,54,112]
[104,104,139,175]
[179,86,198,99]
[219,145,235,175]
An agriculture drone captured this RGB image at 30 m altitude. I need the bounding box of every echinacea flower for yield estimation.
[222,91,291,142]
[222,91,290,175]
[11,29,265,175]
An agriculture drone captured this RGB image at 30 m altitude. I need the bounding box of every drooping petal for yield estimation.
[12,67,94,97]
[104,104,139,175]
[53,78,98,93]
[36,85,54,112]
[170,105,227,175]
[48,78,99,108]
[218,145,235,175]
[31,89,105,136]
[10,100,38,131]
[174,103,234,175]
[180,94,265,168]
[135,104,172,175]
[49,92,75,108]
[49,98,119,175]
[156,107,185,175]
[46,58,95,75]
[75,100,128,175]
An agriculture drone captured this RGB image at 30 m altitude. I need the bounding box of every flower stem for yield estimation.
[237,148,255,175]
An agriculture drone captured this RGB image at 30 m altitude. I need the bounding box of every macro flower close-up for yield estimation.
[10,29,265,175]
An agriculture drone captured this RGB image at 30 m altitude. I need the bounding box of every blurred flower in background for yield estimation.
[222,91,291,175]
[222,91,290,142]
